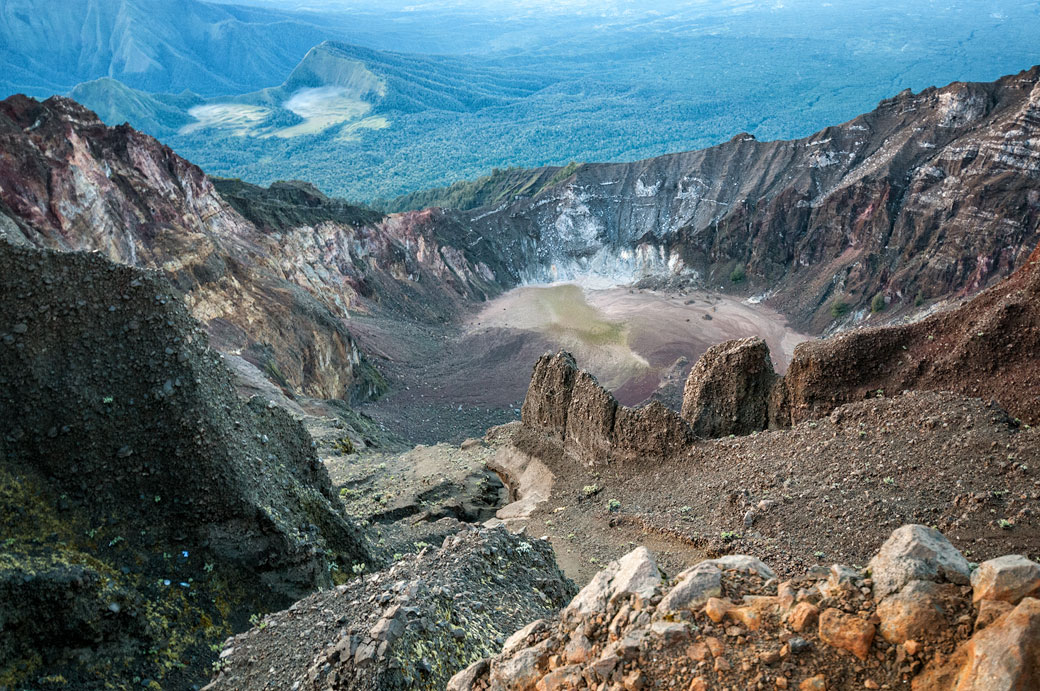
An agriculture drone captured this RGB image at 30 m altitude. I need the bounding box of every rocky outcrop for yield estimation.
[0,242,370,689]
[204,527,576,691]
[449,525,1040,691]
[868,525,972,600]
[520,351,694,465]
[0,95,504,403]
[452,67,1040,330]
[680,337,778,437]
[521,351,580,441]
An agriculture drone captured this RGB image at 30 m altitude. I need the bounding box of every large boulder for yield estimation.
[818,608,876,660]
[868,524,971,599]
[564,547,662,621]
[876,580,951,644]
[971,555,1040,605]
[656,562,722,613]
[680,337,779,437]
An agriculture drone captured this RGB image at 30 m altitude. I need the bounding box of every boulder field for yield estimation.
[449,524,1040,691]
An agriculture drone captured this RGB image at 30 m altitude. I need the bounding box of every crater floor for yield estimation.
[354,282,808,445]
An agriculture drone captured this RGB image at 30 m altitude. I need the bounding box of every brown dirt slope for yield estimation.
[776,242,1040,426]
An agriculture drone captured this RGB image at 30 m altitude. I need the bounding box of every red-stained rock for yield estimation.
[914,597,1040,690]
[819,609,876,660]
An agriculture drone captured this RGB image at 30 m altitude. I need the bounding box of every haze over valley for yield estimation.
[4,0,1038,200]
[2,2,1040,690]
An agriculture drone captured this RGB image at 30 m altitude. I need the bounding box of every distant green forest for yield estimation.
[18,0,1040,204]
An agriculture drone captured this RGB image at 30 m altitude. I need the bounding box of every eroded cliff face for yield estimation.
[681,337,778,438]
[0,96,503,402]
[458,67,1040,331]
[774,239,1040,426]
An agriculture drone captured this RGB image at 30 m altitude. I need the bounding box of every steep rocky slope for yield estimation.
[772,241,1040,426]
[450,525,1040,691]
[205,526,576,691]
[446,66,1040,331]
[0,241,370,689]
[0,95,503,404]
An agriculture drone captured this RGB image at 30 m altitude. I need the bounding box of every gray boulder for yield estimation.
[868,524,971,599]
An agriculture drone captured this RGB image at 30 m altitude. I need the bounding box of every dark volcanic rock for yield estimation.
[0,241,371,689]
[611,401,695,465]
[204,527,576,691]
[214,178,384,232]
[564,370,619,464]
[680,337,778,437]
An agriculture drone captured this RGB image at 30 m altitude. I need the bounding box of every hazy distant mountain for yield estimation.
[0,0,345,97]
[12,0,1040,201]
[69,41,554,138]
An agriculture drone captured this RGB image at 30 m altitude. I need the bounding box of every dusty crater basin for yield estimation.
[467,283,807,406]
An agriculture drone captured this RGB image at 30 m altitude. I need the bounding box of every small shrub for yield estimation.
[871,293,886,313]
[730,265,746,283]
[830,300,851,319]
[332,436,355,455]
[607,499,621,513]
